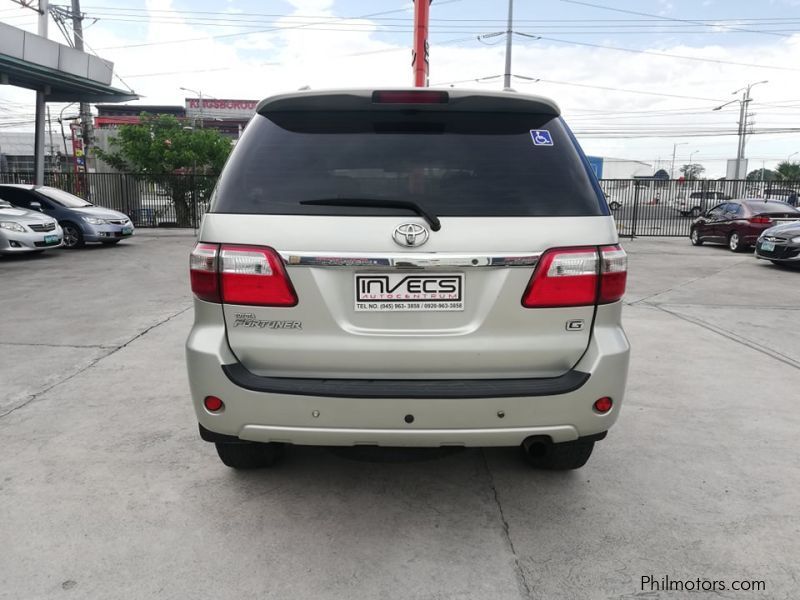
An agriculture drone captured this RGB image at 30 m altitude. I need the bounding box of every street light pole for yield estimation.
[789,151,799,163]
[180,87,207,128]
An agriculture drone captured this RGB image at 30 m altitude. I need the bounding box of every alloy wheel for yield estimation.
[63,225,79,248]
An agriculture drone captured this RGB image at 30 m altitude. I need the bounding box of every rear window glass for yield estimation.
[211,111,604,217]
[745,201,799,213]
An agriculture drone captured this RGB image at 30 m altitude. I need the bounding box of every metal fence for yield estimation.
[600,178,800,238]
[0,171,217,229]
[1,172,798,235]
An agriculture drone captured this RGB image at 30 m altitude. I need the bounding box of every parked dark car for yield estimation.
[0,185,134,249]
[754,222,800,267]
[689,199,800,252]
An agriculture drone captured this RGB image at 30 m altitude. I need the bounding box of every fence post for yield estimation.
[191,171,198,229]
[630,182,640,239]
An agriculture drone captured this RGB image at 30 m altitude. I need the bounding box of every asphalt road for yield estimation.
[1,232,799,599]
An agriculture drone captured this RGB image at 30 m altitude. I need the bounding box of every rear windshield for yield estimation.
[745,201,799,213]
[211,111,604,217]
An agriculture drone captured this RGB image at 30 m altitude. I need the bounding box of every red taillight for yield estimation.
[372,90,449,104]
[522,245,627,308]
[190,243,297,306]
[190,243,221,302]
[749,215,772,224]
[522,247,598,308]
[204,395,224,412]
[593,397,613,413]
[219,245,297,307]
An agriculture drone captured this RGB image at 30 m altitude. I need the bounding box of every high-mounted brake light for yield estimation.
[189,243,297,307]
[522,245,627,308]
[190,243,221,303]
[372,90,449,104]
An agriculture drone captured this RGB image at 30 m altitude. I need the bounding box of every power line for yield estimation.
[557,0,793,38]
[94,0,465,50]
[512,32,800,72]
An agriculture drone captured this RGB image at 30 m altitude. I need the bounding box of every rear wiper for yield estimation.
[299,197,441,231]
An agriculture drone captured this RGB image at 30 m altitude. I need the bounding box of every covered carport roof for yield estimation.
[0,21,138,103]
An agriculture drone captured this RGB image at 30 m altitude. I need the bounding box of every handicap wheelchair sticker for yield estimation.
[530,130,554,146]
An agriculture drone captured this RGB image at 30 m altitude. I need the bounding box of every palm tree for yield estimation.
[775,161,800,181]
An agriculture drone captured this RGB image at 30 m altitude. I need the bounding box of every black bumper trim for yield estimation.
[221,363,591,399]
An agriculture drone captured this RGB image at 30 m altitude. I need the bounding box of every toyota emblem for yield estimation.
[393,223,429,247]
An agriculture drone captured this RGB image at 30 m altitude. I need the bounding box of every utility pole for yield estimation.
[503,0,514,90]
[412,0,431,87]
[713,80,767,183]
[71,0,93,174]
[34,0,49,185]
[734,90,748,180]
[670,142,687,179]
[411,0,431,87]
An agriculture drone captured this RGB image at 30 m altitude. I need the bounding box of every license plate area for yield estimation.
[761,241,775,252]
[44,235,59,244]
[355,272,464,312]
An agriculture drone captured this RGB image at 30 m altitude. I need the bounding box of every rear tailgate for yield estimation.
[201,91,619,380]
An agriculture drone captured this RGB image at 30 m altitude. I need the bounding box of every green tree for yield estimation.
[679,163,705,180]
[746,168,778,181]
[96,113,232,226]
[775,161,800,181]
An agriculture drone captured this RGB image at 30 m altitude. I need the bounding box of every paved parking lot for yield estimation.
[1,233,799,599]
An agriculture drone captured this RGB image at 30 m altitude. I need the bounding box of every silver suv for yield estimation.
[186,89,630,470]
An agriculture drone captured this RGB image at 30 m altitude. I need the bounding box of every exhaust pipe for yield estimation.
[522,435,552,459]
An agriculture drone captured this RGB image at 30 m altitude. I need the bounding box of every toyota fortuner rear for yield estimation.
[185,88,630,470]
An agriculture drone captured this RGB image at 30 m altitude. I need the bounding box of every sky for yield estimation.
[1,0,799,176]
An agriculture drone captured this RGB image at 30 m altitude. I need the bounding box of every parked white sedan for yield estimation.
[0,199,63,255]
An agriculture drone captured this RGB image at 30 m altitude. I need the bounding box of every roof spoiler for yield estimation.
[256,88,560,116]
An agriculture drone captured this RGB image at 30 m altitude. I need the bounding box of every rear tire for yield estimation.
[522,438,595,470]
[728,231,745,252]
[690,228,703,246]
[215,442,284,469]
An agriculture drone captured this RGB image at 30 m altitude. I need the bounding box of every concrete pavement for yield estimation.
[1,233,798,599]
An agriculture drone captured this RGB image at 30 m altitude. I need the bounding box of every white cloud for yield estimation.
[2,1,800,176]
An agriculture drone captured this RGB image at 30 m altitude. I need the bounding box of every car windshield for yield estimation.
[38,187,93,208]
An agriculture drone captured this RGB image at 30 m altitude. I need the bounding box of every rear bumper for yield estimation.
[186,300,630,447]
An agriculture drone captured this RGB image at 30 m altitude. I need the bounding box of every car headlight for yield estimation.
[83,217,107,225]
[792,236,800,244]
[0,221,26,233]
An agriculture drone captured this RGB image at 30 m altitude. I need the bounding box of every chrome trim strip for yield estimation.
[278,251,541,268]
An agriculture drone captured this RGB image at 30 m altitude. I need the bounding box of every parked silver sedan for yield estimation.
[0,199,63,255]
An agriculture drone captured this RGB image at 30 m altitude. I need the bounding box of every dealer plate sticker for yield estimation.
[355,273,464,312]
